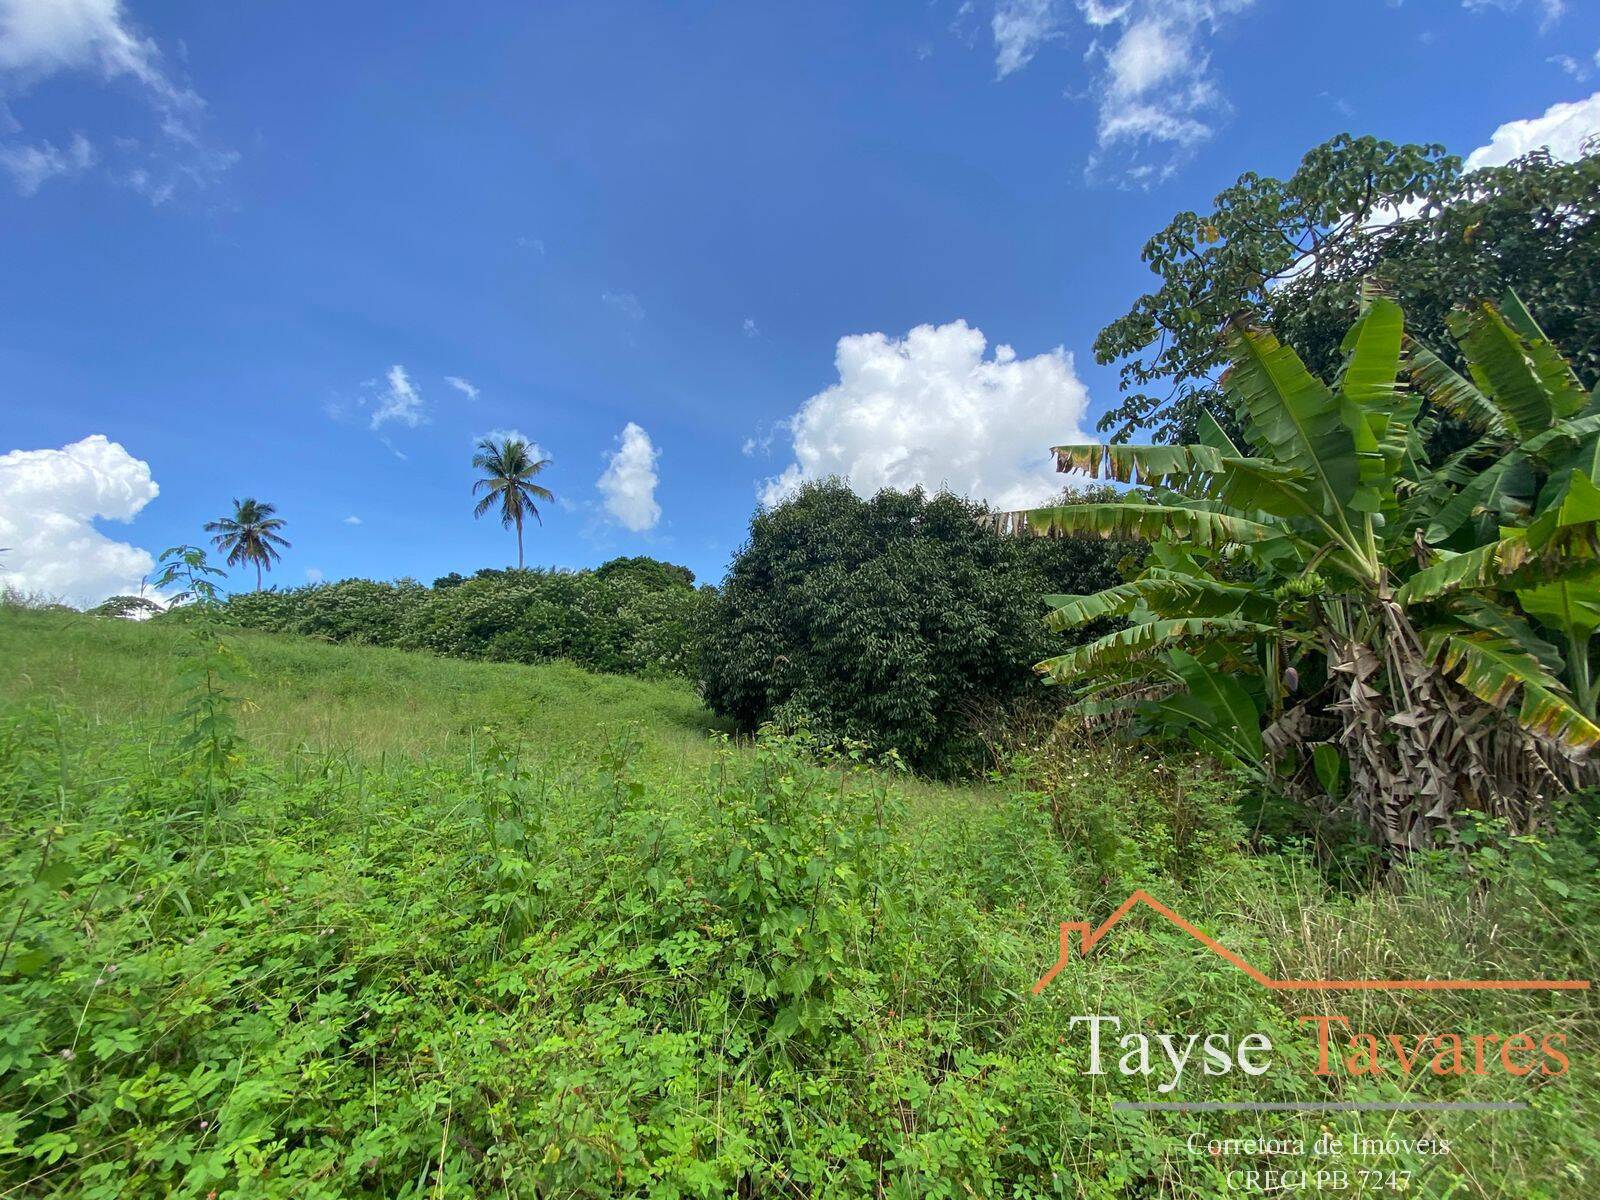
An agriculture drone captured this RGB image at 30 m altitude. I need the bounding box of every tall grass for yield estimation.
[1,609,1596,1197]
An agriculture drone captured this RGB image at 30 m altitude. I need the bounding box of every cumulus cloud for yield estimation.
[1465,89,1600,169]
[444,375,480,400]
[742,316,760,338]
[0,129,91,193]
[992,0,1063,78]
[343,515,362,525]
[0,0,234,200]
[370,365,425,429]
[0,434,159,607]
[597,422,660,532]
[761,319,1091,511]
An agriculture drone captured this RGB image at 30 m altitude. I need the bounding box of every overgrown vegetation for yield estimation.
[211,557,711,681]
[697,481,1137,775]
[1013,289,1600,853]
[2,609,1596,1197]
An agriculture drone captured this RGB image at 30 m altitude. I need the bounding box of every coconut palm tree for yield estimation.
[472,435,554,569]
[204,498,290,590]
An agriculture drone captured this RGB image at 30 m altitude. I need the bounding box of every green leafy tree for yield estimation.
[204,498,290,590]
[1095,135,1600,444]
[1016,289,1600,852]
[472,436,554,569]
[594,555,696,590]
[699,481,1136,774]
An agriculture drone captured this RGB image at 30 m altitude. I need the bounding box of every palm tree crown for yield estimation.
[472,436,554,569]
[204,498,290,591]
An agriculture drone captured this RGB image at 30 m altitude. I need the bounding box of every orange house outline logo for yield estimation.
[1033,890,1591,995]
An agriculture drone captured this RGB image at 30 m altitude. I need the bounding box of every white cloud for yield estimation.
[1548,53,1589,82]
[1462,0,1565,32]
[0,129,91,193]
[1105,17,1185,97]
[343,515,362,525]
[475,428,550,463]
[1083,1,1253,182]
[602,290,644,321]
[370,364,424,429]
[597,422,660,532]
[0,0,166,86]
[1465,90,1600,169]
[444,375,479,400]
[761,319,1091,512]
[742,316,760,338]
[992,0,1063,78]
[0,434,159,607]
[515,234,545,254]
[305,567,323,584]
[0,0,233,200]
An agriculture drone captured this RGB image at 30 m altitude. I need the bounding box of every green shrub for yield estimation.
[215,559,711,681]
[697,481,1136,775]
[223,578,428,644]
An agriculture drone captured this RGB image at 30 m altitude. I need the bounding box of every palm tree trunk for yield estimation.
[516,512,524,570]
[256,558,262,591]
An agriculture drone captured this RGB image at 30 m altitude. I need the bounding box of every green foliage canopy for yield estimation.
[1095,135,1600,444]
[216,559,708,680]
[697,481,1136,774]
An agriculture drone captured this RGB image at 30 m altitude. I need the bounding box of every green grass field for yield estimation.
[2,609,1597,1198]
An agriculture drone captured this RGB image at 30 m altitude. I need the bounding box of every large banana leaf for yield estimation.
[1159,648,1266,770]
[1497,290,1589,419]
[1447,300,1564,437]
[1012,502,1285,548]
[1397,534,1600,605]
[1050,443,1222,487]
[1407,341,1503,435]
[1036,617,1278,682]
[1043,569,1263,630]
[1337,294,1407,513]
[1210,457,1324,521]
[1518,577,1600,645]
[1225,318,1359,527]
[1423,452,1534,545]
[1428,630,1600,752]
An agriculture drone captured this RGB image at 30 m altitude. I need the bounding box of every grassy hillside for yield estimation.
[0,607,719,766]
[2,609,1597,1198]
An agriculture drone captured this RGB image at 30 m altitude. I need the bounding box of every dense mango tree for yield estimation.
[1004,290,1600,852]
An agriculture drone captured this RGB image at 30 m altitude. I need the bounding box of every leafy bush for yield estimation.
[226,578,429,644]
[213,558,710,680]
[697,481,1136,774]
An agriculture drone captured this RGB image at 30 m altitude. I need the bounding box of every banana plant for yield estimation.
[1011,288,1600,852]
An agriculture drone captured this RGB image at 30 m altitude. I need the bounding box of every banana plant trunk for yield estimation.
[1319,599,1566,852]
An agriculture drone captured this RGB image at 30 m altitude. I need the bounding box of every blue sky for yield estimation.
[2,0,1599,604]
